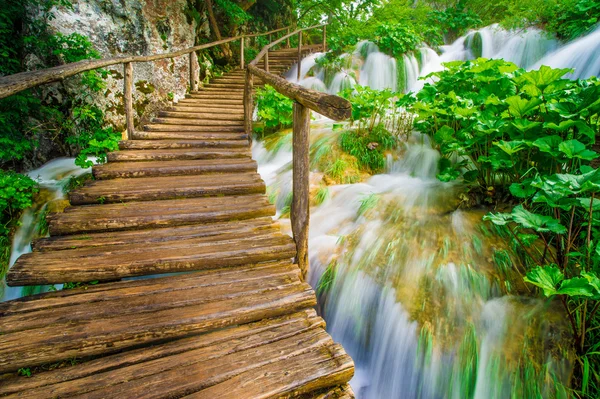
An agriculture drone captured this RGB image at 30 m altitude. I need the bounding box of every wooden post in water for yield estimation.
[291,102,310,280]
[265,50,269,72]
[297,31,302,81]
[322,25,327,52]
[189,51,198,92]
[240,37,245,69]
[244,69,254,140]
[124,62,134,140]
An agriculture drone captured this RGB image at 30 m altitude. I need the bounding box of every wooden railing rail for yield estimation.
[246,23,351,280]
[0,25,296,135]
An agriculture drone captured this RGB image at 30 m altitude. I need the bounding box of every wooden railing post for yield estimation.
[189,51,198,92]
[291,102,311,280]
[322,25,327,52]
[297,31,302,81]
[244,69,254,140]
[265,50,269,72]
[240,37,245,69]
[124,62,134,140]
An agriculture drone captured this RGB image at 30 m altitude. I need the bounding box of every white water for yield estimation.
[292,23,599,95]
[251,23,600,398]
[1,158,92,302]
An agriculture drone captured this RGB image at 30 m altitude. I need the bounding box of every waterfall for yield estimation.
[534,26,600,79]
[1,158,92,302]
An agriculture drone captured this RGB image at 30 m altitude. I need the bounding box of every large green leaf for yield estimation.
[581,272,600,299]
[511,205,567,234]
[505,96,542,118]
[483,212,512,226]
[558,139,597,160]
[509,182,536,198]
[494,140,526,156]
[524,265,563,297]
[545,120,596,141]
[557,277,596,298]
[516,66,573,93]
[512,119,542,133]
[532,135,562,156]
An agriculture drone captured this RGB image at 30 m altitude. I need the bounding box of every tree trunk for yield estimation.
[204,0,232,59]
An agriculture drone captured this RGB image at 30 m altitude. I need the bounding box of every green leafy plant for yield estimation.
[254,85,294,136]
[373,23,424,58]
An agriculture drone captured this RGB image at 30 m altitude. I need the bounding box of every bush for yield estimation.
[407,58,600,395]
[374,23,424,58]
[254,85,294,136]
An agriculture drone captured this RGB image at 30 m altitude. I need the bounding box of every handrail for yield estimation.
[0,36,242,100]
[244,23,350,280]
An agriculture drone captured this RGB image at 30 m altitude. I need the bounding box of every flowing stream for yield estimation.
[0,158,91,302]
[265,24,600,398]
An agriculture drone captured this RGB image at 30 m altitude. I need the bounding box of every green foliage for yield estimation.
[341,85,396,134]
[357,193,380,217]
[18,368,32,377]
[411,57,600,396]
[214,0,252,25]
[254,85,294,136]
[373,23,424,58]
[340,126,396,172]
[429,1,482,40]
[314,186,331,206]
[548,0,600,40]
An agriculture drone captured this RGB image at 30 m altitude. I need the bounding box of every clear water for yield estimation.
[1,158,92,302]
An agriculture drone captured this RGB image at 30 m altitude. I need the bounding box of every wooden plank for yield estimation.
[93,158,257,179]
[152,117,243,126]
[0,310,323,396]
[69,172,264,204]
[0,261,292,315]
[33,217,276,251]
[143,124,244,132]
[134,131,248,140]
[117,139,248,150]
[107,147,250,161]
[0,281,316,373]
[4,263,300,332]
[183,343,353,399]
[8,233,296,285]
[158,111,244,120]
[47,194,275,235]
[292,102,311,280]
[312,384,355,399]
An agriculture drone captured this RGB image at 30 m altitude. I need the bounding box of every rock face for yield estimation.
[47,0,199,131]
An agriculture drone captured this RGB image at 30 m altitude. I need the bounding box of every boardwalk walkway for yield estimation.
[0,46,355,398]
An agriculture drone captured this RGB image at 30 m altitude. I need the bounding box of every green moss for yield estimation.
[339,125,396,173]
[396,56,406,93]
[134,80,155,95]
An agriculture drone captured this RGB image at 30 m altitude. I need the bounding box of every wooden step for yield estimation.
[93,158,257,179]
[134,131,249,140]
[168,105,244,114]
[118,139,247,150]
[69,172,265,204]
[152,118,243,127]
[107,147,250,162]
[0,309,352,399]
[180,98,243,105]
[157,111,244,120]
[46,194,275,235]
[143,124,244,132]
[173,101,244,109]
[33,217,276,251]
[8,228,295,285]
[195,87,245,92]
[185,94,243,101]
[0,263,314,370]
[206,83,245,89]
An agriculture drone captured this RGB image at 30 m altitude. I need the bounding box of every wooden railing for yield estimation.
[0,24,351,281]
[0,25,295,137]
[246,24,351,280]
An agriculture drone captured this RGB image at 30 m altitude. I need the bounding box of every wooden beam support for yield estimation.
[323,25,327,52]
[189,51,198,92]
[297,32,303,81]
[287,28,291,48]
[265,50,269,73]
[240,37,245,69]
[124,62,134,140]
[291,102,310,281]
[244,68,254,140]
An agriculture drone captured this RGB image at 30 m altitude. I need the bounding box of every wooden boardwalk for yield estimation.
[0,46,355,398]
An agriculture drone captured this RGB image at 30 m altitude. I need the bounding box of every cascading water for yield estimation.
[1,158,91,302]
[252,23,600,398]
